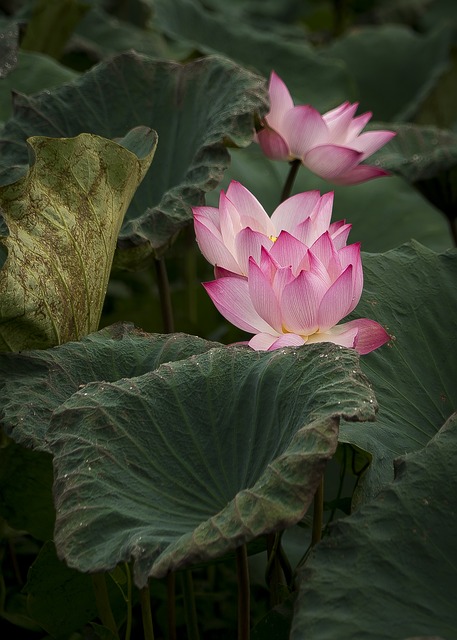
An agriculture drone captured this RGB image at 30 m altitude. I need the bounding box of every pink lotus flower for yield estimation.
[193,181,350,276]
[199,187,389,354]
[256,71,396,185]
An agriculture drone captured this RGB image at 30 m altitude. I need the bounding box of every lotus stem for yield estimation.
[124,563,133,640]
[449,217,457,248]
[154,257,175,333]
[236,544,250,640]
[280,159,301,203]
[180,570,200,640]
[311,478,325,546]
[265,532,283,606]
[167,573,177,640]
[91,573,120,639]
[139,584,155,640]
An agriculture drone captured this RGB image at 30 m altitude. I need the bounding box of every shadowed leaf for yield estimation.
[340,242,457,500]
[291,414,457,640]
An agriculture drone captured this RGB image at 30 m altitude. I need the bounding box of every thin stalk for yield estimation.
[139,585,155,640]
[265,532,283,607]
[236,545,250,640]
[449,217,457,248]
[167,573,177,640]
[92,573,120,640]
[180,570,200,640]
[280,159,301,203]
[154,257,174,333]
[311,478,325,546]
[124,563,133,640]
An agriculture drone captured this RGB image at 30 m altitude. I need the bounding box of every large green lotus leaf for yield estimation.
[48,343,376,587]
[369,122,457,221]
[0,51,78,123]
[340,242,457,499]
[369,122,457,182]
[0,322,220,450]
[323,25,452,121]
[291,414,457,640]
[205,144,450,253]
[154,0,355,111]
[0,52,268,266]
[0,128,156,351]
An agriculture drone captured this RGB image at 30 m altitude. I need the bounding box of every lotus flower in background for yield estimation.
[196,184,390,354]
[193,180,351,276]
[256,71,396,185]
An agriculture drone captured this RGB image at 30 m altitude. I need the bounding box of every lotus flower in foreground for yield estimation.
[256,71,396,185]
[196,185,390,354]
[193,181,350,276]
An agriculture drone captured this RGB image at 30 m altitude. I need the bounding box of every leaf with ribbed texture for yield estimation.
[48,343,376,587]
[291,415,457,640]
[0,322,219,450]
[340,242,457,500]
[0,128,156,351]
[0,52,268,266]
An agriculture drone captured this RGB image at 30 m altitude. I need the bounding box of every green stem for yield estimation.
[92,574,120,640]
[448,216,457,248]
[265,532,283,606]
[236,545,250,640]
[124,564,133,640]
[311,478,325,546]
[180,570,200,640]
[280,159,301,203]
[167,573,177,640]
[139,585,155,640]
[154,258,175,333]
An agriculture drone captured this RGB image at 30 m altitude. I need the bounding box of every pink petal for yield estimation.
[306,325,359,349]
[270,190,321,233]
[268,334,306,350]
[338,243,363,313]
[194,217,241,274]
[234,227,273,275]
[192,205,222,230]
[322,101,352,123]
[303,144,363,180]
[331,164,391,185]
[226,181,275,235]
[329,222,351,249]
[266,71,294,130]
[248,258,283,332]
[347,111,372,138]
[325,103,360,145]
[307,191,335,240]
[350,130,397,158]
[310,232,340,273]
[248,333,281,351]
[280,270,327,335]
[214,266,244,279]
[282,106,329,157]
[203,278,274,334]
[272,264,295,298]
[346,318,391,354]
[257,128,291,161]
[317,265,354,331]
[270,230,308,273]
[219,191,240,251]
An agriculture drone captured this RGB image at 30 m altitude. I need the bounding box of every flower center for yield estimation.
[269,235,278,242]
